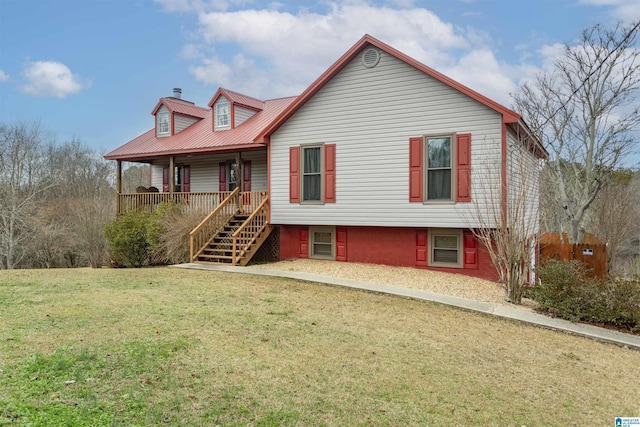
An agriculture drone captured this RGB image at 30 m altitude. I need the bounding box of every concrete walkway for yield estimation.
[173,262,640,351]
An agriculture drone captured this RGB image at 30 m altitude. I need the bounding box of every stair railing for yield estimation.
[231,195,270,265]
[189,187,241,262]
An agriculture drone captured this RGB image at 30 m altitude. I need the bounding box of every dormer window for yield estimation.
[215,99,230,129]
[157,111,170,135]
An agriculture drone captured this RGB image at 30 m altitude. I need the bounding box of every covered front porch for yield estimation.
[112,148,273,266]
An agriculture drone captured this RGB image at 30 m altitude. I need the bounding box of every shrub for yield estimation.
[104,210,161,268]
[155,202,207,264]
[104,204,208,267]
[533,259,640,332]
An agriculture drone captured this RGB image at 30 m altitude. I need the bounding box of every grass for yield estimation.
[0,267,638,426]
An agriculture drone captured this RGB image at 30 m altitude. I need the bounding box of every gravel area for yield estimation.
[255,259,538,311]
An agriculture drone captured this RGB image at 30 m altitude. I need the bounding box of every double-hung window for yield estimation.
[409,133,471,203]
[289,143,336,204]
[215,100,230,128]
[157,111,170,135]
[302,145,322,202]
[426,136,452,201]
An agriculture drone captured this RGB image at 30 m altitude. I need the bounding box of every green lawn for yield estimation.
[0,267,638,426]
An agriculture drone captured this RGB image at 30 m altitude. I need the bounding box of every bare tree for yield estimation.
[587,169,640,273]
[0,122,54,269]
[512,21,640,243]
[466,139,542,304]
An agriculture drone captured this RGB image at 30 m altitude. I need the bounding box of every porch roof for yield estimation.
[105,96,297,162]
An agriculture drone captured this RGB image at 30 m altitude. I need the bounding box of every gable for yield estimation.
[258,34,543,158]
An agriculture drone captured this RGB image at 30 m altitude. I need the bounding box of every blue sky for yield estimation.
[1,0,639,159]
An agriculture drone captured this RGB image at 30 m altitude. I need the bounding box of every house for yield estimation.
[105,34,546,280]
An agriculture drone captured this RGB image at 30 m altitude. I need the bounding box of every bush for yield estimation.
[533,259,640,332]
[104,204,207,267]
[104,210,161,268]
[155,203,207,264]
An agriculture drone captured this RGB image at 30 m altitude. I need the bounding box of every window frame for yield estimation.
[215,99,230,129]
[300,143,325,204]
[428,228,463,268]
[157,111,170,136]
[424,134,456,203]
[309,226,335,260]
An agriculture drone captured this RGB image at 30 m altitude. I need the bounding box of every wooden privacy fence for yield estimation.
[538,232,608,279]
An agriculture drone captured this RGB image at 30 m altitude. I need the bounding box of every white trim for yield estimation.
[157,111,170,136]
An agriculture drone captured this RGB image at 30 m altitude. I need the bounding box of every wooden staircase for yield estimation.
[189,189,273,266]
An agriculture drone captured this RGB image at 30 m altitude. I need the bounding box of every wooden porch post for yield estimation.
[116,160,122,215]
[169,156,175,193]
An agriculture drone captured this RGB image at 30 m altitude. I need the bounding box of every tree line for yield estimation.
[0,121,148,269]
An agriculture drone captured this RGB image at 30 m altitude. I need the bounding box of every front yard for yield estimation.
[0,268,638,425]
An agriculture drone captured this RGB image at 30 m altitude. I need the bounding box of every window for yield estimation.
[215,100,230,128]
[310,227,335,259]
[429,229,463,268]
[290,144,336,204]
[302,145,322,202]
[426,136,452,201]
[409,133,471,203]
[157,111,170,135]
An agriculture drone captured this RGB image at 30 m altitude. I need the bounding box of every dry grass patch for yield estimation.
[0,267,638,426]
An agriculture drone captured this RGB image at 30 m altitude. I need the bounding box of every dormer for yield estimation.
[152,88,209,137]
[208,88,265,131]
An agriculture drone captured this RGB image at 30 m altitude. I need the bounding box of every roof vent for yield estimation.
[362,48,380,68]
[173,88,182,99]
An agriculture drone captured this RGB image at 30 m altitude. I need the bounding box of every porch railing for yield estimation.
[232,195,271,265]
[117,190,268,216]
[188,190,269,263]
[189,188,241,263]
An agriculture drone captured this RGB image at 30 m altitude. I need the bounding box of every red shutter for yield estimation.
[290,147,300,203]
[299,228,308,258]
[324,144,336,203]
[456,133,471,202]
[336,227,347,261]
[183,165,190,193]
[463,230,478,269]
[219,162,227,191]
[162,166,169,193]
[409,137,423,202]
[242,160,251,191]
[415,229,428,267]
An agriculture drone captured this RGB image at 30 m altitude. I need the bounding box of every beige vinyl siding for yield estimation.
[149,150,267,192]
[507,129,540,233]
[234,106,258,128]
[270,49,503,228]
[174,114,199,134]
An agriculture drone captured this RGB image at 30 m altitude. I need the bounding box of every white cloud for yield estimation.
[0,70,9,82]
[186,3,482,98]
[578,0,640,22]
[21,61,87,98]
[163,1,546,105]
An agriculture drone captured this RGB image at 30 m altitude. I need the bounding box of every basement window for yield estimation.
[429,228,463,268]
[309,226,335,259]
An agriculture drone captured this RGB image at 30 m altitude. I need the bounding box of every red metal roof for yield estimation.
[105,96,296,161]
[207,88,265,111]
[151,97,209,119]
